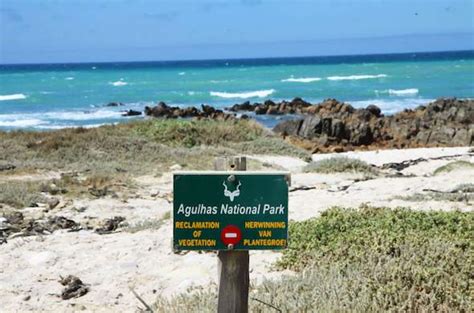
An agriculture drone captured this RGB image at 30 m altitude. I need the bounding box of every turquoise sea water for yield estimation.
[0,51,473,130]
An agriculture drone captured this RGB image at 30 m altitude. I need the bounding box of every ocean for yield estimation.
[0,50,473,130]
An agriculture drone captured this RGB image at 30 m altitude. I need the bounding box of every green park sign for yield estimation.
[173,171,289,251]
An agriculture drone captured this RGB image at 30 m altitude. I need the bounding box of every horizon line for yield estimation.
[1,48,473,67]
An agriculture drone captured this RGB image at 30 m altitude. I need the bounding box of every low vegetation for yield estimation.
[395,183,474,203]
[303,156,377,174]
[0,181,46,209]
[0,119,309,176]
[433,160,474,175]
[153,207,473,312]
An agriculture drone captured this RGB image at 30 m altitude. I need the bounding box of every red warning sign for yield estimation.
[221,225,242,246]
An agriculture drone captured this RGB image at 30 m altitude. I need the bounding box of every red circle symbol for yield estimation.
[221,225,242,246]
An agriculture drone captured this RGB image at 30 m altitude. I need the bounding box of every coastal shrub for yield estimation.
[433,160,474,175]
[0,119,307,175]
[153,207,473,312]
[0,181,46,209]
[133,119,264,147]
[303,156,376,174]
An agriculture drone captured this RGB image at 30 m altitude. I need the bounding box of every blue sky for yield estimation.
[1,0,473,64]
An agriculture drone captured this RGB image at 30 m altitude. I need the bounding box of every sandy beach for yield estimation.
[1,146,472,312]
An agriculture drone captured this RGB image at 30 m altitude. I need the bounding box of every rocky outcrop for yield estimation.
[273,98,474,152]
[228,97,312,115]
[144,102,237,121]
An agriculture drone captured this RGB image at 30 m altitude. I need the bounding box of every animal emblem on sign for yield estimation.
[223,181,241,202]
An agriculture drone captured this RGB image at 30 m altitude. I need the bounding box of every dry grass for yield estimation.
[0,119,309,176]
[433,160,474,175]
[0,181,46,209]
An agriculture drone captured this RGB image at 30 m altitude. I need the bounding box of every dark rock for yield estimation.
[351,124,373,146]
[201,104,216,115]
[299,116,322,139]
[47,216,79,231]
[266,105,281,115]
[331,119,346,139]
[321,118,332,136]
[254,105,268,115]
[273,120,302,137]
[0,164,15,172]
[59,275,89,300]
[105,102,124,107]
[121,110,141,117]
[228,101,255,112]
[366,105,382,117]
[95,216,126,234]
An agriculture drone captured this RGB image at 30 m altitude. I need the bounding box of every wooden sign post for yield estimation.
[215,157,249,313]
[173,156,289,313]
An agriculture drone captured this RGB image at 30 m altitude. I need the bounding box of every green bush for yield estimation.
[153,207,473,312]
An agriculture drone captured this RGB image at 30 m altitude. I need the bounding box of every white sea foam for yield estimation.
[0,94,27,101]
[65,77,75,80]
[350,98,433,115]
[210,89,275,99]
[327,74,387,81]
[281,77,322,83]
[178,72,186,76]
[44,110,122,121]
[109,80,128,87]
[0,118,43,127]
[388,88,419,96]
[188,91,196,96]
[35,123,111,130]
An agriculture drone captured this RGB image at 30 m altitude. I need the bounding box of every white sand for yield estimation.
[0,147,472,312]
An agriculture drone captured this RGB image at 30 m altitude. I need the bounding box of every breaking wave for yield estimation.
[0,118,43,127]
[109,80,128,87]
[281,77,322,83]
[350,98,433,115]
[327,74,387,81]
[388,88,419,96]
[0,94,27,101]
[210,89,275,99]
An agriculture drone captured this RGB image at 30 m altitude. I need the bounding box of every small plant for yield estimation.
[433,160,474,175]
[0,181,46,209]
[303,156,376,174]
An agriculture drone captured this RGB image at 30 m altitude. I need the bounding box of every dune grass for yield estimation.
[0,181,46,209]
[0,119,309,176]
[304,156,377,174]
[433,160,474,175]
[152,207,473,312]
[395,183,474,203]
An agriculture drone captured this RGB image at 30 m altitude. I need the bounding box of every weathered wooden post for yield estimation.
[214,156,249,313]
[173,156,288,313]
